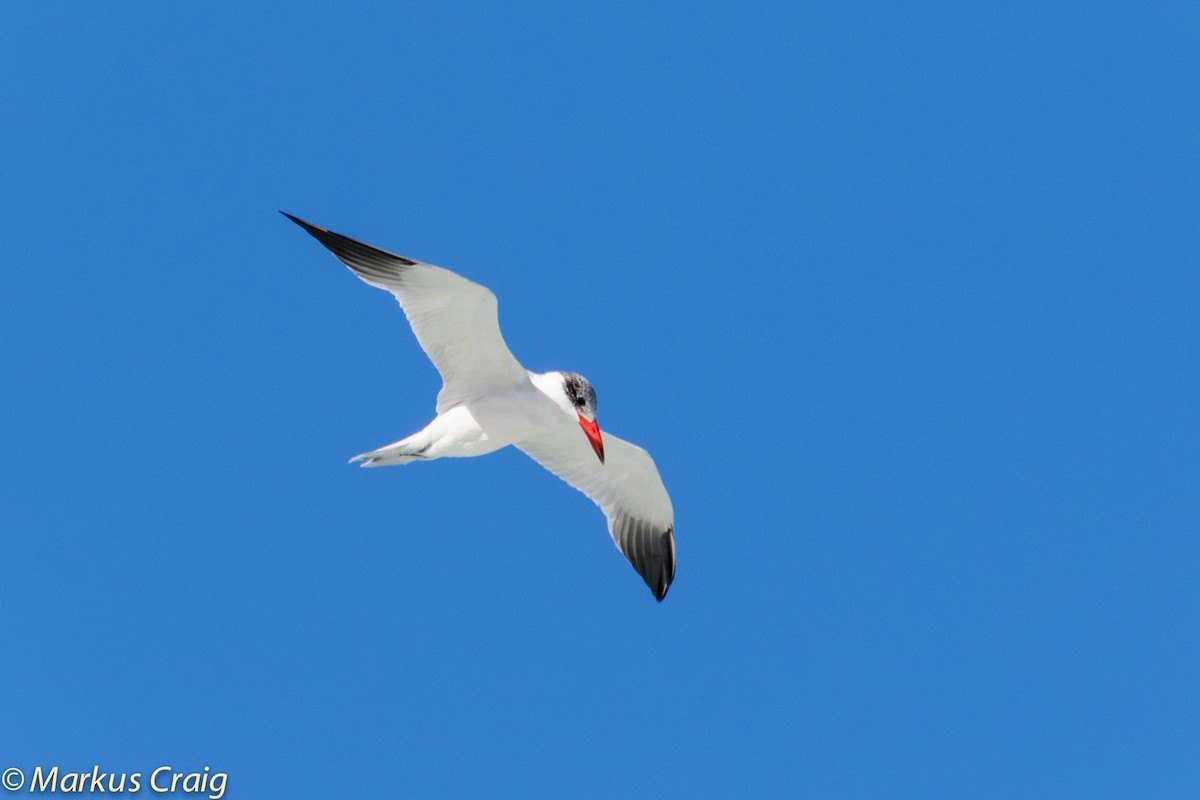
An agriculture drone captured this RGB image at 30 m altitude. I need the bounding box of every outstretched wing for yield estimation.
[283,213,529,412]
[517,425,676,601]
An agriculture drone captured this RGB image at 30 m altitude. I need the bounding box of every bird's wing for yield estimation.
[516,425,676,601]
[283,213,529,412]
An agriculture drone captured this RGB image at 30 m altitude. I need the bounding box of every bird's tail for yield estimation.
[349,436,430,467]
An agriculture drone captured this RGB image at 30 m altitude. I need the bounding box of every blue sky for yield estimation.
[1,2,1197,797]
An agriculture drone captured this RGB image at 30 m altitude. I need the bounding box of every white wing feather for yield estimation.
[283,214,529,412]
[517,424,676,600]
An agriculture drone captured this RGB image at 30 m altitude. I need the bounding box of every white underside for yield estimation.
[352,371,573,466]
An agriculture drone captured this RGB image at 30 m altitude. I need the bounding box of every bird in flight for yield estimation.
[282,213,676,601]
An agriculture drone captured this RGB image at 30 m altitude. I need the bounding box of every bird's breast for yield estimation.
[462,381,566,445]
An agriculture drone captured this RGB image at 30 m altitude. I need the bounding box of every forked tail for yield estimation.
[349,437,430,467]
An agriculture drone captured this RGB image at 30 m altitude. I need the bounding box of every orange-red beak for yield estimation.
[578,415,605,464]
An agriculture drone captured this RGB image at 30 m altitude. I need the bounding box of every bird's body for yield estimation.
[352,370,569,465]
[283,213,676,601]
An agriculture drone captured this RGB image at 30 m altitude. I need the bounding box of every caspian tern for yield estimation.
[282,213,676,601]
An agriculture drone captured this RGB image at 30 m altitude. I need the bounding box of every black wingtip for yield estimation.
[281,212,419,270]
[649,526,675,602]
[663,528,677,601]
[280,211,341,253]
[280,211,322,234]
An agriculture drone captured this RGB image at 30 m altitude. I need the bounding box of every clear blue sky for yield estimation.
[2,3,1197,797]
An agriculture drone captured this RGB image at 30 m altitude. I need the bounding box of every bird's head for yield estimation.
[561,372,604,464]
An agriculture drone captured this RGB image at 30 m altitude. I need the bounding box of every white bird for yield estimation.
[283,213,676,601]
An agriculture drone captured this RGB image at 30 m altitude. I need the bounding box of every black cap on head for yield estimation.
[561,372,598,418]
